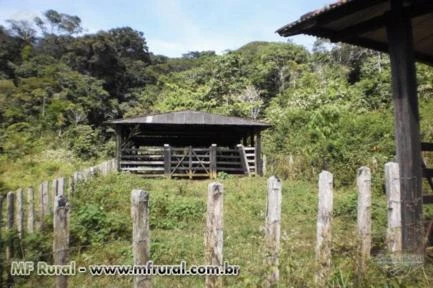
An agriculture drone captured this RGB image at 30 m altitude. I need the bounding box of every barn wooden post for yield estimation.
[205,182,223,288]
[356,167,371,273]
[210,144,217,179]
[385,162,402,256]
[315,171,333,287]
[255,131,263,176]
[265,176,282,288]
[53,195,70,288]
[386,0,423,259]
[115,127,122,172]
[164,144,171,179]
[27,187,35,233]
[131,190,151,288]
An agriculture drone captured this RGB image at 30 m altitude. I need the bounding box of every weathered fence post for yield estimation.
[264,176,282,288]
[210,144,217,179]
[40,181,49,227]
[315,171,333,287]
[385,162,402,256]
[356,167,371,273]
[16,188,24,239]
[205,182,224,288]
[56,177,65,196]
[27,187,35,233]
[0,195,4,288]
[164,144,171,179]
[6,191,15,287]
[53,195,70,288]
[131,190,151,288]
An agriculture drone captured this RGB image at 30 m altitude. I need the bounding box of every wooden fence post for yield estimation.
[385,162,402,255]
[27,187,35,234]
[40,181,49,227]
[131,190,151,288]
[264,176,282,288]
[356,167,371,273]
[205,182,224,288]
[16,188,24,239]
[315,171,333,287]
[6,191,15,287]
[57,177,65,196]
[0,195,4,288]
[53,195,70,288]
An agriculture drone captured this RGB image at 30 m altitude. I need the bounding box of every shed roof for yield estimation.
[276,0,433,65]
[107,110,271,128]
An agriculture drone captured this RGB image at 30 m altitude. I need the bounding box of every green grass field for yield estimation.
[11,172,433,287]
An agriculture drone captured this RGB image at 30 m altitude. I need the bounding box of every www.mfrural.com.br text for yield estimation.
[11,261,240,277]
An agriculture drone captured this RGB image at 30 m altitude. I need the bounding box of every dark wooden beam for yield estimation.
[115,127,122,172]
[255,132,263,176]
[387,0,424,256]
[421,142,433,152]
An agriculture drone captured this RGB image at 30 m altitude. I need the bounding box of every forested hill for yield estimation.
[1,10,433,190]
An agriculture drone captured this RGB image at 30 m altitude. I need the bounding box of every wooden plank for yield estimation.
[237,144,249,176]
[423,195,433,204]
[215,167,244,172]
[265,176,282,287]
[131,190,151,288]
[421,142,433,151]
[205,183,223,288]
[53,195,70,288]
[423,168,433,178]
[385,162,402,256]
[216,161,241,165]
[122,167,165,172]
[356,167,371,274]
[315,171,333,286]
[120,161,165,165]
[387,0,424,257]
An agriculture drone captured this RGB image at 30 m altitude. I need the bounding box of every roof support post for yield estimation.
[115,127,122,172]
[164,144,171,179]
[387,0,423,260]
[255,132,263,176]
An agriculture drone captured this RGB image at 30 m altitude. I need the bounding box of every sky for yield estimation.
[0,0,332,57]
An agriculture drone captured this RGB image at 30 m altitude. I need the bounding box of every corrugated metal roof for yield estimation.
[107,110,271,127]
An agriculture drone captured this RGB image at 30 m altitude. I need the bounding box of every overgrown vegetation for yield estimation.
[1,8,433,288]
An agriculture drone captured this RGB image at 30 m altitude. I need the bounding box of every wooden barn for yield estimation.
[107,110,270,179]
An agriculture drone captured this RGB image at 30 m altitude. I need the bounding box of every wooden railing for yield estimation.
[119,145,255,178]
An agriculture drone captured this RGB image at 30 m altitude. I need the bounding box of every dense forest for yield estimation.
[1,10,433,190]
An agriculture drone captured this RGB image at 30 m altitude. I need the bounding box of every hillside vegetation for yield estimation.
[1,9,433,287]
